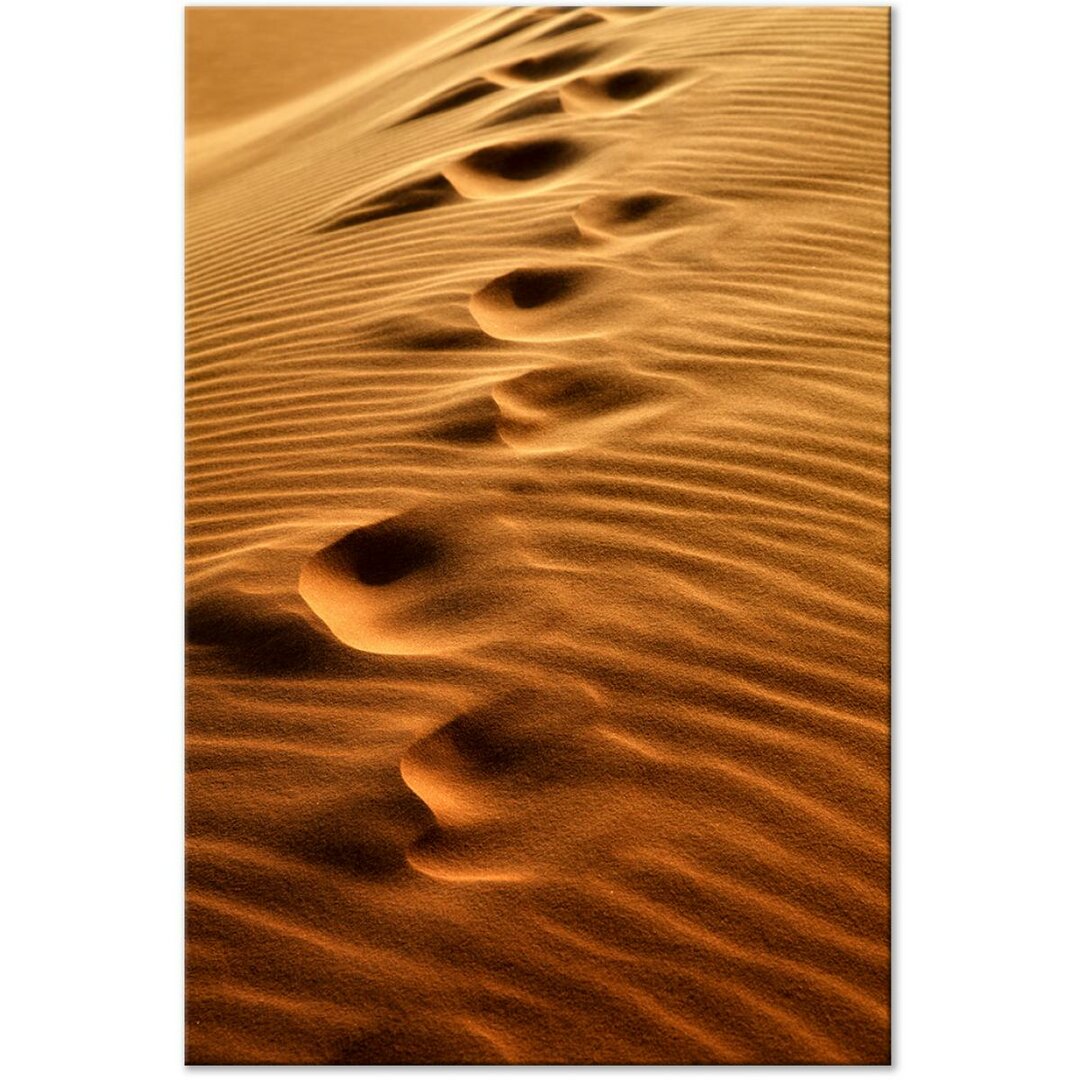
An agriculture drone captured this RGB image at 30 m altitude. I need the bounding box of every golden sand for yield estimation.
[186,6,890,1064]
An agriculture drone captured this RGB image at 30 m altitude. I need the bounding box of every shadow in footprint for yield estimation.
[605,67,671,101]
[300,506,524,655]
[561,65,686,116]
[324,521,446,587]
[317,174,458,232]
[612,193,673,221]
[445,137,585,198]
[573,190,680,239]
[497,44,604,83]
[465,138,581,182]
[410,694,584,784]
[400,686,606,882]
[470,265,631,342]
[500,267,587,308]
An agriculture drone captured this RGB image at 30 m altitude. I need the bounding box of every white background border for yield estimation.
[5,1,1077,1075]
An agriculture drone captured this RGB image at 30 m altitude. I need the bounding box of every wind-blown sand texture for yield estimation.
[186,5,890,1065]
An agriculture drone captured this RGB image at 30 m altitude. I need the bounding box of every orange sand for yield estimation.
[186,6,890,1064]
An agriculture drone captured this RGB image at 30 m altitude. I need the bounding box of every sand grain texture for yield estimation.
[186,5,890,1064]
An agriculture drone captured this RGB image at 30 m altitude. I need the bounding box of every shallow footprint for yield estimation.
[492,360,686,454]
[442,136,586,199]
[298,505,526,655]
[400,685,605,882]
[573,190,681,240]
[560,65,692,116]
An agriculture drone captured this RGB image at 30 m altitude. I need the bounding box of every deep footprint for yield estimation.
[299,505,524,655]
[493,44,605,85]
[443,136,585,198]
[324,136,586,224]
[560,65,689,115]
[469,265,638,341]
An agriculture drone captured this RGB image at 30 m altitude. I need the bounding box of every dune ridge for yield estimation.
[186,5,890,1065]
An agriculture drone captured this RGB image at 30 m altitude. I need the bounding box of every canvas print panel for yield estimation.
[186,5,891,1064]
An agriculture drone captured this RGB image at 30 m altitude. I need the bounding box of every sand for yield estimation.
[185,5,890,1065]
[186,7,479,134]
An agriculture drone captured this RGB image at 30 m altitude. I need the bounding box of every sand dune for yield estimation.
[186,5,890,1064]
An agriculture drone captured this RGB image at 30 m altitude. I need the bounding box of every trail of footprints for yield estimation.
[300,6,702,880]
[320,14,684,227]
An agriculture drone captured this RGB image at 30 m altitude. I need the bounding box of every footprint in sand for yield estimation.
[468,265,640,341]
[442,135,588,199]
[492,360,686,454]
[399,685,607,882]
[298,504,528,656]
[317,136,587,231]
[560,65,694,116]
[421,361,686,454]
[394,34,609,127]
[489,43,608,87]
[572,189,703,243]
